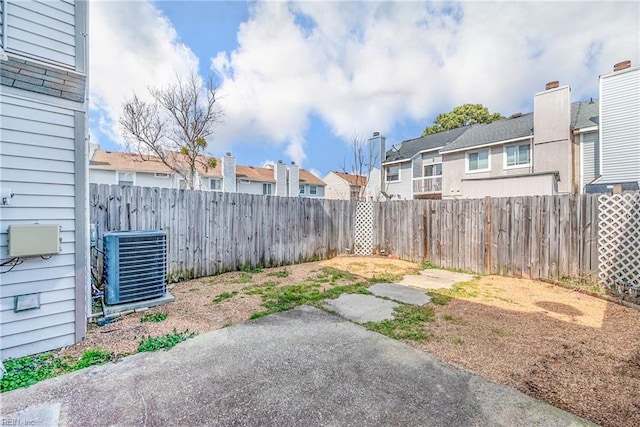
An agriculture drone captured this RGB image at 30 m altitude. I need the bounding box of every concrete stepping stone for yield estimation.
[400,269,476,290]
[323,294,399,323]
[368,283,431,305]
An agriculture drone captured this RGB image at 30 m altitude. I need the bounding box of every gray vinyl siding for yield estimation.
[600,68,640,183]
[0,91,78,359]
[4,0,76,68]
[581,131,600,190]
[384,161,413,199]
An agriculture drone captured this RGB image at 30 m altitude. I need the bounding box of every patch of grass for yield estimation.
[267,270,289,278]
[312,267,356,284]
[451,337,464,345]
[443,314,463,324]
[188,288,200,292]
[240,263,263,274]
[422,261,439,269]
[212,291,238,304]
[561,278,607,295]
[249,281,371,319]
[231,272,254,284]
[244,281,278,295]
[140,312,168,323]
[138,329,196,352]
[369,273,404,284]
[166,268,194,284]
[1,349,113,393]
[365,305,435,341]
[221,323,232,328]
[428,291,453,306]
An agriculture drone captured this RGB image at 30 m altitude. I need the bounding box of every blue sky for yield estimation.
[89,1,640,179]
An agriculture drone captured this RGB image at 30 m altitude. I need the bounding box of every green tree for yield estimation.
[422,104,503,136]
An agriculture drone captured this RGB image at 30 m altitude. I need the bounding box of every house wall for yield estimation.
[581,131,600,191]
[462,173,556,199]
[300,184,325,198]
[89,169,116,185]
[365,168,382,201]
[0,0,88,360]
[533,85,572,193]
[384,161,412,199]
[323,173,351,200]
[89,169,181,189]
[599,66,640,184]
[237,180,267,195]
[442,143,535,198]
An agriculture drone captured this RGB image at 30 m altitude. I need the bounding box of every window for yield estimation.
[309,185,317,195]
[263,183,272,195]
[118,172,134,186]
[210,179,222,190]
[299,185,305,194]
[350,188,360,200]
[505,143,531,168]
[467,150,490,172]
[424,163,442,177]
[155,172,169,178]
[386,165,400,182]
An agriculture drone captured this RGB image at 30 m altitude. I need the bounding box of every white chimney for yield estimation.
[288,161,299,197]
[367,132,386,194]
[222,152,236,193]
[274,160,287,196]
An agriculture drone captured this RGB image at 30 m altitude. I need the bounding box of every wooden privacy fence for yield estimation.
[372,194,600,281]
[90,184,356,279]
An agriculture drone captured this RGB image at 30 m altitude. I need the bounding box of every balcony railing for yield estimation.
[413,176,442,194]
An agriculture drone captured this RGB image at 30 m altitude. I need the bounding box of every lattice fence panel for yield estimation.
[598,193,640,289]
[354,202,373,256]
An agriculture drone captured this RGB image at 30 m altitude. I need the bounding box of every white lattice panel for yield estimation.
[598,193,640,288]
[354,202,373,256]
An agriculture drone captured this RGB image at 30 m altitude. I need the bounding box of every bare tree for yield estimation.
[341,131,380,200]
[119,72,222,189]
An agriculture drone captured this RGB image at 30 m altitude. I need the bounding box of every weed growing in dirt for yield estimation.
[249,282,371,319]
[369,273,404,284]
[231,272,254,284]
[244,281,278,295]
[212,291,238,304]
[138,329,196,352]
[451,337,464,345]
[422,261,439,269]
[267,270,289,278]
[1,349,113,393]
[140,312,168,323]
[561,278,607,295]
[428,292,452,305]
[443,314,463,324]
[364,305,435,340]
[240,263,263,274]
[312,267,356,283]
[428,280,481,305]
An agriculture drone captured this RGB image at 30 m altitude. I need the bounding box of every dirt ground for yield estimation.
[59,256,639,427]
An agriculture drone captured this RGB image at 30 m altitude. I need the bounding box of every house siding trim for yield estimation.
[73,110,87,341]
[440,136,532,155]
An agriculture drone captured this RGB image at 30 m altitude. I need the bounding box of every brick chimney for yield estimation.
[533,81,572,194]
[274,160,287,196]
[288,161,299,197]
[222,152,236,193]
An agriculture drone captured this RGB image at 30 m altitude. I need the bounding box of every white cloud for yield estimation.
[211,1,639,163]
[89,1,199,148]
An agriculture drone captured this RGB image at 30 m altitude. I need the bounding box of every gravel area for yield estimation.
[56,256,638,426]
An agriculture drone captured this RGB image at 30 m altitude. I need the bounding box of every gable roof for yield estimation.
[572,99,599,130]
[330,171,367,186]
[299,169,325,185]
[90,149,223,177]
[384,126,471,163]
[233,165,325,185]
[439,113,534,154]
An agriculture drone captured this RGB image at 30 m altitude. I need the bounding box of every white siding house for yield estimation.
[598,63,640,186]
[0,0,88,359]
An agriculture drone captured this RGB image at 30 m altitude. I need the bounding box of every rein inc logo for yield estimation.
[1,419,36,426]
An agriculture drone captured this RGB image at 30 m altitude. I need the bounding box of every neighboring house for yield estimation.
[586,61,640,193]
[381,127,470,200]
[323,172,367,200]
[89,149,325,197]
[0,0,88,359]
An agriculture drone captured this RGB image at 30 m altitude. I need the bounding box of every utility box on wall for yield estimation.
[8,224,61,257]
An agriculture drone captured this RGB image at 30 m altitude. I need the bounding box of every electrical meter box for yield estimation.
[8,224,61,257]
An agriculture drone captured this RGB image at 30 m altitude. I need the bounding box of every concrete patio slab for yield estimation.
[400,269,477,290]
[323,293,399,323]
[368,283,431,305]
[0,306,594,426]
